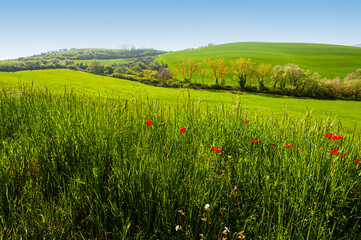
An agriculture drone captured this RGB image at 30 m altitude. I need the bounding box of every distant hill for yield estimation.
[158,42,361,80]
[17,48,166,61]
[0,48,167,72]
[353,43,361,47]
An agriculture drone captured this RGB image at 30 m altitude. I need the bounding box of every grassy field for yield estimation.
[158,42,361,85]
[0,87,360,238]
[1,69,361,132]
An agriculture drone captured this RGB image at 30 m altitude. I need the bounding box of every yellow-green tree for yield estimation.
[178,57,198,84]
[199,59,208,84]
[255,63,272,90]
[231,58,255,89]
[209,58,227,86]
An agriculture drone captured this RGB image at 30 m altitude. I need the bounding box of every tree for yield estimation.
[344,69,361,81]
[88,59,104,74]
[199,59,208,84]
[178,57,198,83]
[283,64,306,88]
[231,58,255,89]
[159,68,173,81]
[209,58,227,85]
[255,63,272,90]
[298,70,321,95]
[270,65,284,89]
[188,57,198,82]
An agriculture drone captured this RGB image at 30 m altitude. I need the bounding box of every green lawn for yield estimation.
[158,42,361,85]
[1,69,360,132]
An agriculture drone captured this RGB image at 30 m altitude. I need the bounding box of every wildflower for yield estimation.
[325,133,333,138]
[211,146,215,151]
[51,133,56,139]
[332,135,342,141]
[211,161,216,167]
[215,148,222,153]
[146,120,152,126]
[330,149,338,155]
[175,225,182,231]
[204,204,210,211]
[291,149,296,152]
[222,227,230,235]
[237,231,246,239]
[234,185,238,190]
[243,120,248,125]
[164,150,167,154]
[201,218,207,222]
[252,140,258,144]
[180,128,186,133]
[271,143,276,146]
[356,158,360,163]
[161,122,165,126]
[177,210,185,216]
[285,143,292,148]
[342,153,347,158]
[227,155,232,159]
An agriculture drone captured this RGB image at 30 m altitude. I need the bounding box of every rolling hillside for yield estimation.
[158,42,361,84]
[1,69,361,131]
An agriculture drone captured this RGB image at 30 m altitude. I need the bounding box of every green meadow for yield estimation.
[1,69,360,132]
[0,82,360,238]
[158,42,361,85]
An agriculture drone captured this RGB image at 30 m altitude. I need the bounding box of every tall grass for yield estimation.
[0,88,360,239]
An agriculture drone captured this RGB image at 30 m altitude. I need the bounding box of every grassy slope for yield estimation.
[0,69,360,132]
[158,42,361,84]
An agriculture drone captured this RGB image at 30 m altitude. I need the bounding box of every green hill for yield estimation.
[1,69,361,131]
[158,42,361,84]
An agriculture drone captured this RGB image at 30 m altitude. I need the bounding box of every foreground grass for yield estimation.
[1,69,361,133]
[0,88,360,239]
[159,42,361,84]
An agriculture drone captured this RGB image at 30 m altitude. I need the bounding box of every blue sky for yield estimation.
[1,0,360,60]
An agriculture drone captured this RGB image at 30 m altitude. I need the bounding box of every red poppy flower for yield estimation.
[291,149,296,152]
[164,150,167,154]
[215,148,222,153]
[146,120,152,126]
[342,153,347,158]
[330,149,338,155]
[180,128,186,133]
[332,135,342,141]
[325,133,333,138]
[252,140,258,144]
[356,158,360,163]
[211,146,215,151]
[243,120,248,126]
[285,143,292,148]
